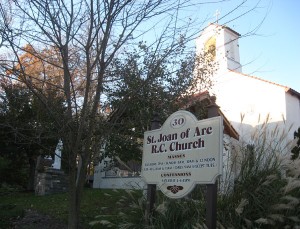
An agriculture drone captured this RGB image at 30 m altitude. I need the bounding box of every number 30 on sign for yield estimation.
[170,115,185,129]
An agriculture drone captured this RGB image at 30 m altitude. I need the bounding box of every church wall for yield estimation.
[285,92,300,140]
[222,28,242,72]
[192,23,299,191]
[196,24,241,73]
[212,71,288,143]
[93,175,146,190]
[195,24,218,55]
[93,164,145,189]
[215,28,227,72]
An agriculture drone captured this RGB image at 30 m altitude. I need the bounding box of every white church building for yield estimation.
[196,23,300,148]
[93,23,300,189]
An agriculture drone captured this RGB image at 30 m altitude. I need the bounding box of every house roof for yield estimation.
[229,70,300,99]
[218,109,239,140]
[285,88,300,99]
[187,91,239,140]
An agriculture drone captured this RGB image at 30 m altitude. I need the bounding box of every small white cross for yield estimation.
[214,9,220,23]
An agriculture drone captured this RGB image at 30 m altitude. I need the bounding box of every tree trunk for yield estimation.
[68,157,80,229]
[67,143,88,229]
[27,156,36,191]
[68,185,80,228]
[68,163,89,228]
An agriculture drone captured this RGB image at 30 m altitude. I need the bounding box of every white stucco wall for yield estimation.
[285,92,300,141]
[196,24,242,73]
[93,158,146,190]
[211,71,291,144]
[93,174,146,190]
[93,164,145,189]
[219,27,242,72]
[196,23,299,149]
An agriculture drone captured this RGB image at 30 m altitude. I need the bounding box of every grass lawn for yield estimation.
[0,188,141,228]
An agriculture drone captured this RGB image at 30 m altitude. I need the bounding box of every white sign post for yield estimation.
[142,110,223,199]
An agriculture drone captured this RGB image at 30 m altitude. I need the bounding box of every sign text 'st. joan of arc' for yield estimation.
[142,111,223,199]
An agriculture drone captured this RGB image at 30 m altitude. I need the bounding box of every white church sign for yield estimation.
[142,110,223,198]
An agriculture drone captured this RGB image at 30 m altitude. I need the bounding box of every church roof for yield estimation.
[229,70,300,99]
[287,88,300,99]
[207,23,241,37]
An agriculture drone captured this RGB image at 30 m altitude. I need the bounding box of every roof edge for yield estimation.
[286,88,300,99]
[229,70,300,98]
[208,23,241,37]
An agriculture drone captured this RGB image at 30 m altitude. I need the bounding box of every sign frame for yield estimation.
[142,110,223,199]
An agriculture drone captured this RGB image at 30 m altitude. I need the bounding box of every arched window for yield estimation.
[204,36,216,60]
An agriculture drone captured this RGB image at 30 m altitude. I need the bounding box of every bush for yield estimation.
[216,124,300,228]
[150,195,206,229]
[92,123,300,228]
[218,147,298,228]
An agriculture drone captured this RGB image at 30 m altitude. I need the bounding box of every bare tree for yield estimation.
[0,0,267,228]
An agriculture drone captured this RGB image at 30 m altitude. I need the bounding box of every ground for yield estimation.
[12,209,67,229]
